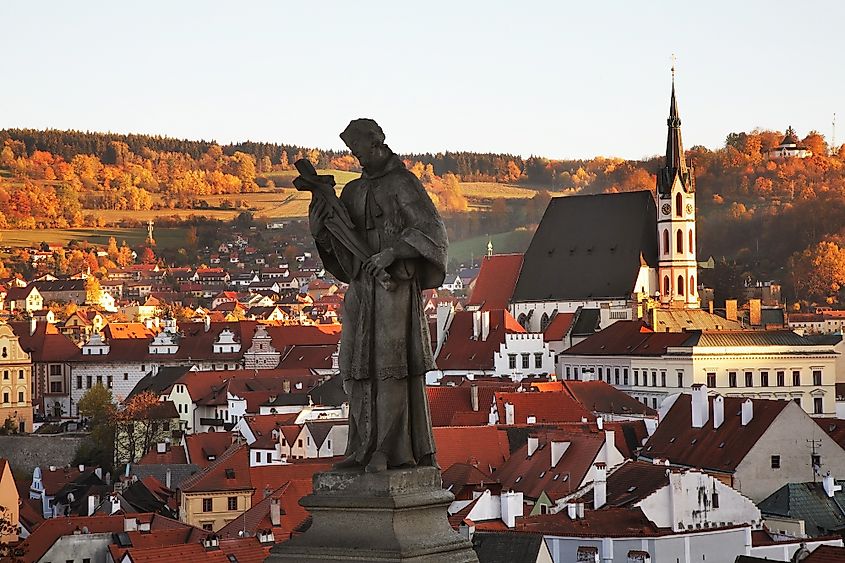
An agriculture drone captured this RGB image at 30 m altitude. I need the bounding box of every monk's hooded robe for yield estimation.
[314,154,447,468]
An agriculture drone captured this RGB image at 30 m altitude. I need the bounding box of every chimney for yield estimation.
[504,402,515,425]
[650,304,659,331]
[78,464,85,472]
[749,298,762,327]
[551,441,570,467]
[470,384,479,412]
[741,398,753,426]
[708,300,714,315]
[712,394,724,429]
[204,315,211,332]
[500,491,523,528]
[95,467,103,480]
[472,310,481,340]
[823,472,842,498]
[87,494,99,516]
[270,498,281,527]
[29,317,37,336]
[257,530,275,544]
[593,462,607,509]
[691,384,709,428]
[596,416,604,430]
[527,436,539,457]
[165,468,172,489]
[567,503,578,519]
[282,380,291,393]
[725,300,738,322]
[577,502,585,518]
[481,310,490,341]
[156,442,166,454]
[110,494,121,514]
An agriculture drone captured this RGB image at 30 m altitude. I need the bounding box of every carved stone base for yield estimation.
[267,466,478,562]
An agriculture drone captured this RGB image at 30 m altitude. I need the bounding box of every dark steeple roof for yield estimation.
[657,75,695,196]
[780,125,800,146]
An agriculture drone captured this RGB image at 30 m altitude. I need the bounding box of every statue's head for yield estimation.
[340,118,391,170]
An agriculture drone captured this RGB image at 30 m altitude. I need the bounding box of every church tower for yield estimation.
[656,69,698,309]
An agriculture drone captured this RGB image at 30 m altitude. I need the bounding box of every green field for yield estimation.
[447,229,535,266]
[0,227,187,249]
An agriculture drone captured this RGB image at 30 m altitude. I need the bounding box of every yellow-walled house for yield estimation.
[0,323,33,433]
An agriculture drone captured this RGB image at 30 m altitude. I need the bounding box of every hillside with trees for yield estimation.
[1,127,844,306]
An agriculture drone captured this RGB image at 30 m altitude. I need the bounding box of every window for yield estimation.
[202,523,213,531]
[771,455,780,469]
[534,353,543,369]
[663,276,670,296]
[228,496,238,511]
[107,375,113,389]
[813,370,822,386]
[676,229,684,254]
[18,391,24,403]
[760,371,769,387]
[706,373,716,388]
[793,370,801,386]
[3,370,7,380]
[814,397,823,414]
[598,367,603,379]
[50,381,62,393]
[777,371,785,387]
[614,368,620,385]
[689,230,694,253]
[711,491,719,509]
[633,370,639,386]
[2,392,7,404]
[574,366,579,380]
[652,397,658,409]
[651,371,657,387]
[623,368,629,386]
[297,439,303,447]
[255,452,260,463]
[675,192,683,216]
[662,229,670,255]
[521,354,529,369]
[202,498,212,512]
[728,372,737,388]
[18,369,24,379]
[124,372,128,381]
[77,375,83,389]
[812,454,821,468]
[677,372,683,388]
[96,375,102,386]
[661,372,667,387]
[508,355,516,369]
[794,398,802,408]
[566,366,571,379]
[745,372,753,387]
[677,275,684,296]
[266,452,271,463]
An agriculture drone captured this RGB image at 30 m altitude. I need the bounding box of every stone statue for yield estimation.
[304,118,447,473]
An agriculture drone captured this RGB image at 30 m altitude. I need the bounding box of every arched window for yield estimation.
[677,275,684,296]
[675,192,683,217]
[689,275,695,296]
[689,230,694,253]
[662,229,669,255]
[676,229,684,254]
[663,276,670,296]
[540,312,550,332]
[517,313,527,329]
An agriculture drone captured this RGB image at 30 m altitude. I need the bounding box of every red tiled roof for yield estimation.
[515,506,668,537]
[543,312,576,342]
[266,324,341,347]
[641,394,791,473]
[441,463,497,491]
[494,391,595,425]
[560,380,657,417]
[495,429,606,501]
[16,513,188,563]
[137,444,188,465]
[466,254,524,311]
[426,383,520,427]
[114,542,229,563]
[575,460,670,508]
[433,426,511,474]
[185,432,237,468]
[248,460,334,505]
[804,545,845,563]
[179,444,253,494]
[277,345,335,370]
[563,320,689,357]
[10,321,81,363]
[218,480,312,541]
[105,323,156,339]
[436,310,525,370]
[37,465,92,495]
[814,418,845,451]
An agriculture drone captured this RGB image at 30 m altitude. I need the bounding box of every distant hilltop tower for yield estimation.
[656,65,698,309]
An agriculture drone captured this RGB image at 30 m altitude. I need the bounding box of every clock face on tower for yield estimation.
[661,203,671,215]
[685,203,693,215]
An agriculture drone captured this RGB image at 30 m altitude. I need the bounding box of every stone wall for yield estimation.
[0,433,86,477]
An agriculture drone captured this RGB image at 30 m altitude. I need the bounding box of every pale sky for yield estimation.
[1,1,842,160]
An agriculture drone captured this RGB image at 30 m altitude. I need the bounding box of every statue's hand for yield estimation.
[309,197,330,238]
[364,248,396,277]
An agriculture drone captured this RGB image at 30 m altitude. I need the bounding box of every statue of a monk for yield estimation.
[308,119,447,473]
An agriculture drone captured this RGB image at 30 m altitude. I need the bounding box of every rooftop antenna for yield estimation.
[671,53,676,81]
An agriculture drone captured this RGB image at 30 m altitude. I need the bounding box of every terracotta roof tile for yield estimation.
[563,320,689,357]
[494,391,595,425]
[138,444,188,465]
[433,426,511,474]
[641,394,791,473]
[560,380,656,417]
[466,254,524,312]
[436,310,525,371]
[575,460,670,508]
[815,417,845,450]
[543,313,576,342]
[179,443,252,494]
[185,432,238,468]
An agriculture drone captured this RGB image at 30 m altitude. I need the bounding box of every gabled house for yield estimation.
[639,387,845,502]
[6,285,43,313]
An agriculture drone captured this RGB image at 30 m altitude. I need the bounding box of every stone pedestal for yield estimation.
[267,466,478,562]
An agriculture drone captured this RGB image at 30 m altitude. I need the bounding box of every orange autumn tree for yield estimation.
[789,240,845,303]
[112,391,173,465]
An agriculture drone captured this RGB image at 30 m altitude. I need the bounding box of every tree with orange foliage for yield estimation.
[789,240,845,303]
[113,391,174,465]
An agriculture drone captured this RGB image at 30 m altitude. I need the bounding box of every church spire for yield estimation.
[658,63,694,196]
